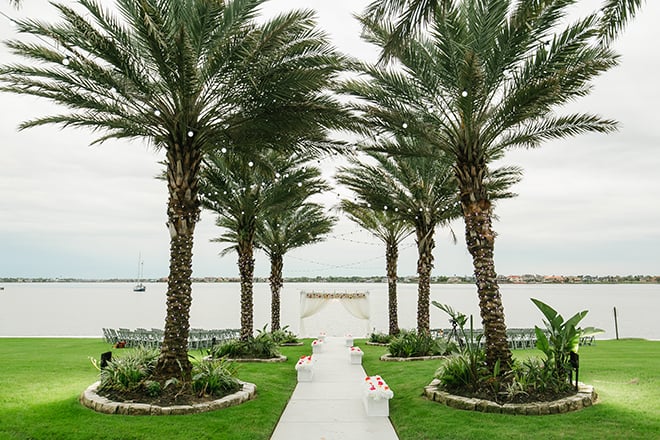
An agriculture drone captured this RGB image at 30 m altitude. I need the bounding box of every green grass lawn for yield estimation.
[0,338,657,440]
[361,339,660,440]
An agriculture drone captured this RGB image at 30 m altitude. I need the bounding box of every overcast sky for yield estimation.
[1,0,658,280]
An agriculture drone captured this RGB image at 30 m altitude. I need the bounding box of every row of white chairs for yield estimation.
[102,327,240,349]
[429,328,595,350]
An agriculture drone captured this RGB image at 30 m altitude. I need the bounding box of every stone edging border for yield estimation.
[380,354,447,362]
[365,341,389,346]
[80,380,257,415]
[280,342,304,346]
[423,379,598,415]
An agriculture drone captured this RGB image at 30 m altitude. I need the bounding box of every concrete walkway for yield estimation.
[270,337,399,440]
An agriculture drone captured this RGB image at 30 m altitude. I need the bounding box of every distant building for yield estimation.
[543,275,565,283]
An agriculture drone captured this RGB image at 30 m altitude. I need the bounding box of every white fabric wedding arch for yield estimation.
[299,291,370,337]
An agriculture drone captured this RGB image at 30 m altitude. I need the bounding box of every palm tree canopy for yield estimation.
[364,0,645,56]
[0,0,352,155]
[256,203,337,258]
[337,148,520,234]
[347,6,623,171]
[200,150,331,255]
[337,149,461,231]
[339,200,414,247]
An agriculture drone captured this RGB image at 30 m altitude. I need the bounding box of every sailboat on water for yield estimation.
[133,253,146,292]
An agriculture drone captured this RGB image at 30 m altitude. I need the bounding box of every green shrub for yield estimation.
[209,331,281,359]
[388,330,453,358]
[98,347,243,400]
[270,326,300,344]
[435,350,487,392]
[514,357,573,395]
[191,359,241,397]
[98,347,158,394]
[368,332,392,344]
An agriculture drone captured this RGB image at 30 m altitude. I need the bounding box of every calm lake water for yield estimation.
[0,282,657,340]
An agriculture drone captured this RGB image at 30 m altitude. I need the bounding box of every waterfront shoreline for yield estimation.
[2,282,658,340]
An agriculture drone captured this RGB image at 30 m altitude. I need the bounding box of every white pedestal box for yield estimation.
[297,369,313,382]
[345,337,354,347]
[363,396,389,416]
[312,343,322,354]
[350,351,363,365]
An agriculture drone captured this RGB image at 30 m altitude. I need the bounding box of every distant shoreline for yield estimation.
[1,275,658,285]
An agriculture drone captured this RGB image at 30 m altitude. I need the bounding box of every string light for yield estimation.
[286,241,416,273]
[461,90,468,97]
[402,122,408,129]
[61,57,70,66]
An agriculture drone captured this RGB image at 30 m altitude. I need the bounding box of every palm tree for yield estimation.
[0,0,349,382]
[257,203,336,332]
[200,151,331,339]
[350,0,642,372]
[364,0,645,54]
[339,200,413,335]
[337,149,461,334]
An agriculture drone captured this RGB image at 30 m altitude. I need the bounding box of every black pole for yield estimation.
[613,306,619,340]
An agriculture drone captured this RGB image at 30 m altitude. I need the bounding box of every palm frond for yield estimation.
[599,0,645,44]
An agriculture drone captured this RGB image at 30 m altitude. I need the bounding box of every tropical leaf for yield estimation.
[530,298,559,325]
[534,326,550,355]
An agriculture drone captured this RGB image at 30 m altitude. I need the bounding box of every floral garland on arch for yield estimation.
[306,292,367,299]
[299,291,370,337]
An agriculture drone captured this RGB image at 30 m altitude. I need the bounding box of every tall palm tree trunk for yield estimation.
[386,242,399,335]
[269,254,284,331]
[458,163,512,373]
[238,236,256,340]
[155,143,201,380]
[416,226,435,334]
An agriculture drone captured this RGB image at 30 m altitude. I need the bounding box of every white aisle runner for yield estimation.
[270,337,399,440]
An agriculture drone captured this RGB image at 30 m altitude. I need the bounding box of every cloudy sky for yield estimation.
[0,0,658,280]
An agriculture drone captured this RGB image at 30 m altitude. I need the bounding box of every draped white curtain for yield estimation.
[339,297,370,320]
[299,292,370,337]
[300,295,330,319]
